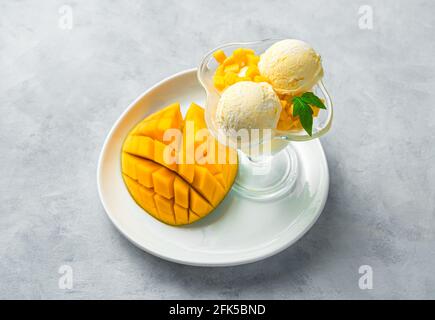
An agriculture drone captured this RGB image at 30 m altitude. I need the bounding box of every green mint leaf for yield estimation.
[292,96,314,136]
[299,109,313,136]
[301,92,326,109]
[292,97,312,117]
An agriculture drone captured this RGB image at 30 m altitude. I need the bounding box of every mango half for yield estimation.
[121,102,238,226]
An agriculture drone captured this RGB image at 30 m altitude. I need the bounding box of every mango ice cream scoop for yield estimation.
[215,81,282,132]
[258,39,323,95]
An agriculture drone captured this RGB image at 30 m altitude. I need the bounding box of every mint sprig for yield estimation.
[292,92,326,136]
[301,92,326,110]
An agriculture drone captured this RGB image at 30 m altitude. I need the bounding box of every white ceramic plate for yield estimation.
[97,69,329,266]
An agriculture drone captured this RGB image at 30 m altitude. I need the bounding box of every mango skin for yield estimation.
[121,103,238,226]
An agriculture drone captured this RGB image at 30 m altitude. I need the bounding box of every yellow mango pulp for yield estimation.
[212,49,227,64]
[276,96,323,131]
[212,48,266,92]
[122,103,238,226]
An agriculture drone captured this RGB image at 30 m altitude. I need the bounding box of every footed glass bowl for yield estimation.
[197,39,333,200]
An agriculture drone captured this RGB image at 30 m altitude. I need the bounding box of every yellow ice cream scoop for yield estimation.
[216,81,282,133]
[258,39,323,95]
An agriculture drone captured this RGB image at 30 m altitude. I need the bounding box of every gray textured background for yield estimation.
[1,0,434,299]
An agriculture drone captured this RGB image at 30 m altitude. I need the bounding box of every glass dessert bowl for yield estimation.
[198,39,333,201]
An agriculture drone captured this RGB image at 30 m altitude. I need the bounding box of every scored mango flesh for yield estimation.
[122,102,238,226]
[212,48,321,132]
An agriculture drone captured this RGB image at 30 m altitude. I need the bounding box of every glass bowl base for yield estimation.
[232,144,299,201]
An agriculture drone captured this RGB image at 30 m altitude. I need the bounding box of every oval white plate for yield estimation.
[97,69,329,266]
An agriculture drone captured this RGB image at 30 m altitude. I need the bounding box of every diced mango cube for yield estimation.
[190,189,213,217]
[137,159,160,188]
[136,136,154,160]
[152,167,176,199]
[174,204,189,225]
[233,48,245,59]
[222,56,236,66]
[202,160,222,175]
[214,173,226,188]
[246,65,260,78]
[123,136,154,161]
[224,72,238,86]
[215,65,225,76]
[213,75,225,91]
[138,185,156,209]
[174,176,189,208]
[177,163,195,184]
[213,49,227,64]
[211,183,226,207]
[154,194,175,224]
[246,54,260,66]
[192,166,217,206]
[232,48,247,65]
[156,118,174,141]
[224,63,240,74]
[154,140,177,171]
[121,152,138,180]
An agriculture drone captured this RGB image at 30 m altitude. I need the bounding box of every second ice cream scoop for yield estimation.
[216,81,282,132]
[258,39,323,95]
